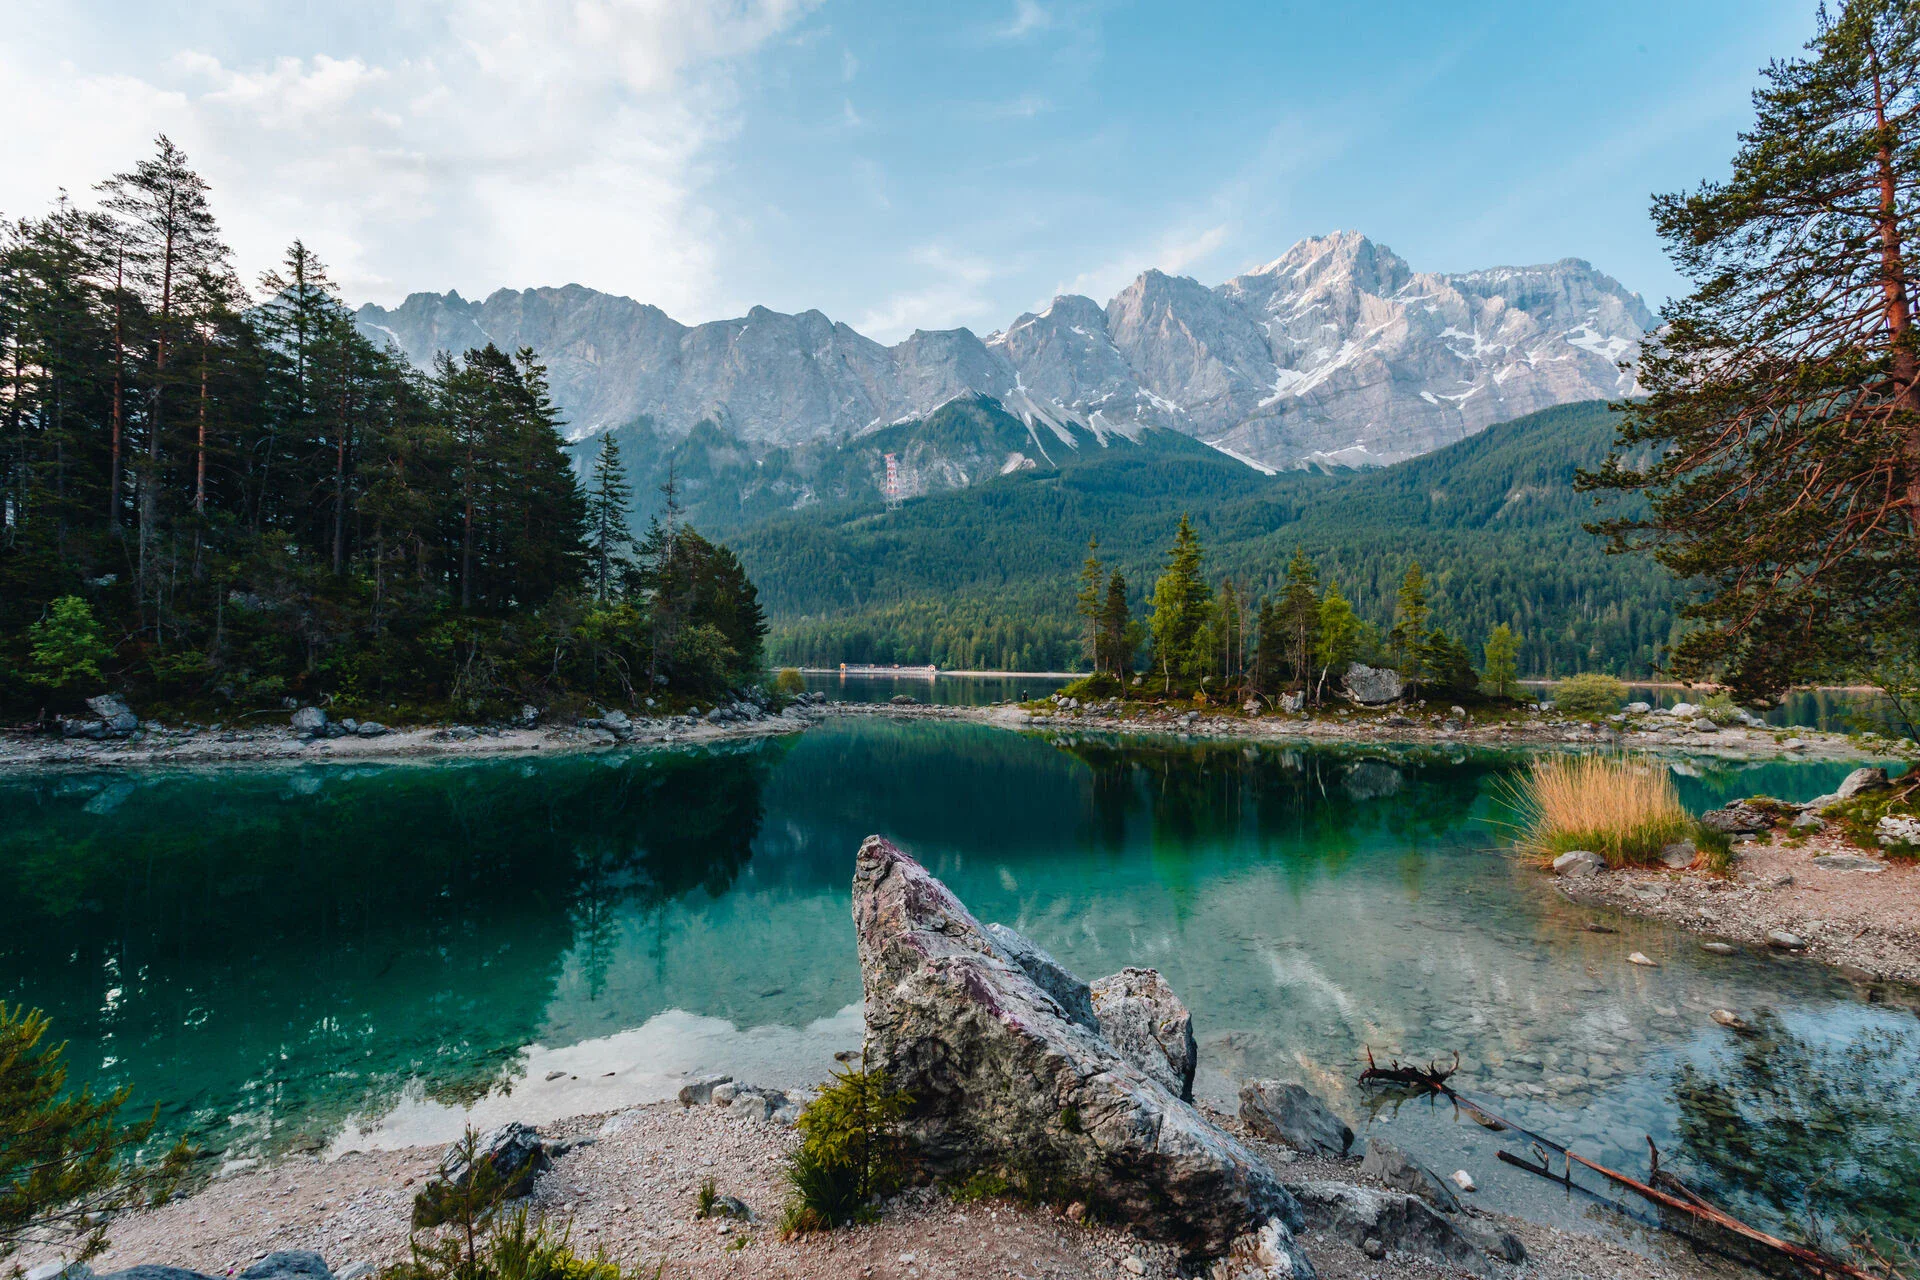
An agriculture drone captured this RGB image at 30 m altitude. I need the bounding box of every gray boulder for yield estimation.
[1239,1081,1353,1157]
[238,1255,334,1280]
[1286,1181,1493,1277]
[86,694,139,737]
[1657,840,1697,869]
[290,706,328,734]
[678,1073,733,1105]
[95,1270,214,1280]
[1701,802,1773,835]
[355,721,388,738]
[416,1122,549,1224]
[1837,767,1890,800]
[1359,1140,1461,1214]
[1551,850,1606,877]
[1339,664,1404,706]
[1091,967,1198,1102]
[1206,1218,1319,1279]
[854,835,1298,1257]
[985,923,1098,1030]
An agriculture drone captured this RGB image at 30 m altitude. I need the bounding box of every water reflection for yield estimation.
[0,723,1911,1248]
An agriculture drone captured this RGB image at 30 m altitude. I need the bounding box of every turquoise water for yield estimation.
[800,671,1072,704]
[1,721,1914,1248]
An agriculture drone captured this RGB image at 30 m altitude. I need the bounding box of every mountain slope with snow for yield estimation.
[355,232,1651,469]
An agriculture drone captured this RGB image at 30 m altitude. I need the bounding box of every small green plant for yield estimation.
[773,668,806,696]
[779,1062,911,1236]
[0,1004,193,1267]
[949,1170,1013,1203]
[1553,673,1627,717]
[383,1203,632,1280]
[1058,673,1123,701]
[23,596,113,693]
[1825,778,1920,860]
[693,1177,720,1219]
[1697,692,1743,725]
[1695,823,1734,875]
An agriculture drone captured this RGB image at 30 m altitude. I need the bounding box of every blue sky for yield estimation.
[6,0,1818,340]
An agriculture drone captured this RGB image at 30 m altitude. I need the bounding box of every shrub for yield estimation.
[1,1004,192,1267]
[1553,673,1627,717]
[384,1204,632,1280]
[779,1063,911,1236]
[24,596,112,693]
[1058,673,1123,700]
[773,668,806,696]
[1698,692,1743,725]
[1504,754,1696,867]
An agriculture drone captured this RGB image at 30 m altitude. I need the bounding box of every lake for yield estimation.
[1,720,1914,1250]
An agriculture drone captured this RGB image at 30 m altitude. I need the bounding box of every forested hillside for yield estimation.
[735,400,1680,677]
[0,139,766,719]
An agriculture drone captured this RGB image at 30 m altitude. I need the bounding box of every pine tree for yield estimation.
[1075,535,1103,672]
[1482,623,1520,699]
[1389,562,1431,680]
[585,434,637,601]
[1583,0,1920,698]
[1277,547,1321,692]
[1252,597,1283,696]
[1097,569,1132,677]
[1147,514,1211,692]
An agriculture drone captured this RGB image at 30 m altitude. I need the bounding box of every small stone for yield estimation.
[1657,840,1697,869]
[1583,922,1618,933]
[1449,1169,1476,1192]
[1711,1009,1746,1029]
[1767,930,1806,950]
[1791,812,1824,830]
[1361,1236,1387,1259]
[1627,952,1658,967]
[1552,850,1606,877]
[1783,737,1805,749]
[1121,1259,1147,1276]
[1064,1201,1087,1223]
[1700,941,1737,955]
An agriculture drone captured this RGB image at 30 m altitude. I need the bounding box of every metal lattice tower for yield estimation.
[884,452,902,510]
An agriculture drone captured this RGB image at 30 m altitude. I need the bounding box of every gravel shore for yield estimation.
[78,1099,1767,1280]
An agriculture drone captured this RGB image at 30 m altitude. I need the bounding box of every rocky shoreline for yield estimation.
[48,840,1776,1280]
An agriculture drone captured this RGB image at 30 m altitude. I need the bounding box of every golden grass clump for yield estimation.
[1506,754,1695,867]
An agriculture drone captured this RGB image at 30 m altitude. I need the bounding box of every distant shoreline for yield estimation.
[793,669,1885,693]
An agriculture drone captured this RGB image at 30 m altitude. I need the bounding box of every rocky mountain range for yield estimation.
[355,231,1652,471]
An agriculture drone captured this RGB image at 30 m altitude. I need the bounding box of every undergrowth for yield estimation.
[1826,777,1920,860]
[779,1062,911,1236]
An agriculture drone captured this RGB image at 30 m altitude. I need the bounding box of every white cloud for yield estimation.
[995,0,1053,40]
[0,0,821,314]
[855,243,1002,341]
[1054,222,1232,304]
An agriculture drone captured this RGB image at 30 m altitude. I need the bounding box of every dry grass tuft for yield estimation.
[1504,753,1695,867]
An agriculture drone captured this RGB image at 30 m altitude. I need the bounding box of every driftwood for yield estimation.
[1359,1047,1906,1280]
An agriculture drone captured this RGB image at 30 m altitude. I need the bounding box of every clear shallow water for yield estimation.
[1,723,1914,1248]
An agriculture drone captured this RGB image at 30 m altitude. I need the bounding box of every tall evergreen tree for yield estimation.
[1315,580,1362,702]
[1277,547,1321,691]
[1147,514,1211,692]
[585,434,637,602]
[1075,535,1104,672]
[1096,569,1132,677]
[1389,561,1432,681]
[1252,597,1283,696]
[1584,0,1920,697]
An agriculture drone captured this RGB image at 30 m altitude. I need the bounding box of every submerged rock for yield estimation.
[1091,967,1198,1102]
[854,834,1297,1257]
[1358,1140,1460,1214]
[1239,1081,1353,1157]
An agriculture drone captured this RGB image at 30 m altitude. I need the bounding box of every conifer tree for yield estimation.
[1252,597,1283,697]
[585,434,637,601]
[1277,547,1321,691]
[1584,0,1920,697]
[1148,514,1211,692]
[1389,562,1431,680]
[1075,535,1104,672]
[1097,569,1133,677]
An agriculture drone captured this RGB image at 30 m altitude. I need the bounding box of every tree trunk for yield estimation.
[1870,52,1920,546]
[195,325,208,514]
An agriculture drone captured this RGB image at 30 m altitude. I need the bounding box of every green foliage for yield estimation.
[384,1203,630,1280]
[1554,673,1628,717]
[1581,3,1920,699]
[746,400,1678,677]
[1697,692,1742,726]
[1826,780,1920,860]
[1147,515,1212,690]
[1389,563,1432,679]
[23,596,112,692]
[773,667,806,695]
[1481,624,1519,700]
[1416,629,1479,699]
[0,141,766,720]
[412,1128,511,1232]
[694,1177,718,1219]
[948,1170,1013,1204]
[1058,673,1124,700]
[1,1004,191,1266]
[780,1063,911,1235]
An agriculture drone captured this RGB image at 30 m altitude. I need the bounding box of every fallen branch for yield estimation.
[1359,1051,1907,1280]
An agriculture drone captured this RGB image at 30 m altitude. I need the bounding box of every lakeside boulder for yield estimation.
[853,835,1302,1259]
[1339,665,1404,706]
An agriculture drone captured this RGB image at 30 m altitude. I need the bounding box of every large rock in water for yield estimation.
[1091,967,1198,1102]
[854,835,1300,1258]
[1339,665,1404,706]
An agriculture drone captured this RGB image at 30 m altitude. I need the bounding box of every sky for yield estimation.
[5,0,1821,342]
